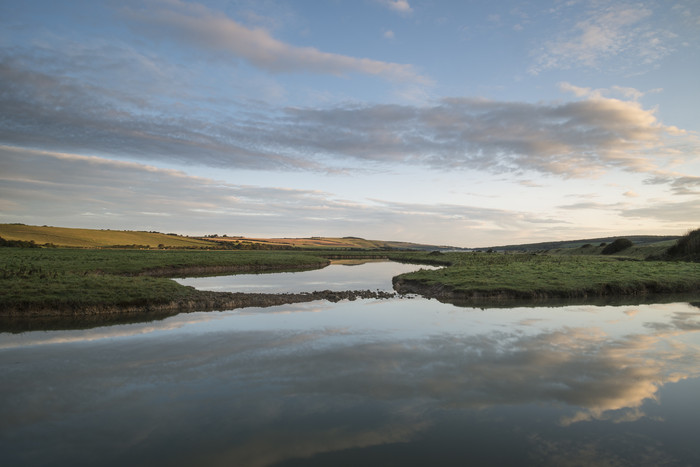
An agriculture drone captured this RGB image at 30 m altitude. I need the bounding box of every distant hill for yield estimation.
[196,235,458,251]
[475,235,680,252]
[0,224,212,248]
[0,224,459,250]
[4,224,678,253]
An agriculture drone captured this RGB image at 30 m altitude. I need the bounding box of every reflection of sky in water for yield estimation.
[2,262,700,466]
[173,260,438,293]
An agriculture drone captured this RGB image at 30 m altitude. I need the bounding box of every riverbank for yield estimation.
[392,253,700,301]
[1,288,396,318]
[0,249,333,317]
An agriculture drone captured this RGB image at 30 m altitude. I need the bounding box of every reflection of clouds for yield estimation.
[266,321,700,427]
[526,430,677,467]
[644,311,700,333]
[4,303,700,465]
[0,312,229,349]
[201,419,430,467]
[517,318,544,326]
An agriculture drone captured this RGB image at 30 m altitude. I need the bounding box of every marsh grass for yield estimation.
[0,249,329,276]
[0,249,331,312]
[396,253,700,298]
[2,274,193,310]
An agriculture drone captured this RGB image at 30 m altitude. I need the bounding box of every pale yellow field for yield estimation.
[0,224,212,248]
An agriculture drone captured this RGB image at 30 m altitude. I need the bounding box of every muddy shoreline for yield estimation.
[392,277,700,308]
[0,289,397,318]
[0,288,399,332]
[134,261,331,277]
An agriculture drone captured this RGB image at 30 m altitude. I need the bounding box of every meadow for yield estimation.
[393,252,700,299]
[0,249,329,314]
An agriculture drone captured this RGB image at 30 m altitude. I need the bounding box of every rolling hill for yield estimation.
[0,224,457,250]
[202,235,457,250]
[0,224,212,248]
[474,235,680,252]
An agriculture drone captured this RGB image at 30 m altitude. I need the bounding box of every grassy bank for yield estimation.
[393,253,700,300]
[0,249,331,315]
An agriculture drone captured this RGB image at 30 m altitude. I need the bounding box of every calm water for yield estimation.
[2,262,700,466]
[173,259,439,293]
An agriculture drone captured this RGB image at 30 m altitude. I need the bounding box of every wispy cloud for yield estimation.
[0,146,569,243]
[530,2,675,74]
[621,198,700,223]
[555,192,700,228]
[645,174,700,195]
[274,89,690,177]
[121,0,425,83]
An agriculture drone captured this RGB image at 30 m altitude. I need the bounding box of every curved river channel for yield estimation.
[2,260,700,466]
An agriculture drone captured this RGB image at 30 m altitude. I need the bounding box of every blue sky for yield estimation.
[1,0,699,247]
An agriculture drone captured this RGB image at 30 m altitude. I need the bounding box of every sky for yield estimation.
[1,0,699,247]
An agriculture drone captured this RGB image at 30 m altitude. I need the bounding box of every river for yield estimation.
[2,260,700,466]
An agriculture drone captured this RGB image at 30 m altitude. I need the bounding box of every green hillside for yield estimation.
[478,235,680,252]
[0,224,212,248]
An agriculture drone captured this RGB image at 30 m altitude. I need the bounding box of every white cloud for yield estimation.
[383,29,395,39]
[121,0,425,83]
[377,0,413,15]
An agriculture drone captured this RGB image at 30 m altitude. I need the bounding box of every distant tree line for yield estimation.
[0,236,40,248]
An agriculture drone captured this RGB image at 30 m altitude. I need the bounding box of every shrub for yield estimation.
[601,238,633,255]
[666,228,700,261]
[0,236,39,248]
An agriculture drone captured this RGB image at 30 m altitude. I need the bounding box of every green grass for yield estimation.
[0,248,328,276]
[395,253,700,298]
[547,241,677,260]
[2,274,194,310]
[0,249,330,313]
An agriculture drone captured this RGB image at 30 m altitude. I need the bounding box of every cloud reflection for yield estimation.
[3,301,700,465]
[272,325,699,428]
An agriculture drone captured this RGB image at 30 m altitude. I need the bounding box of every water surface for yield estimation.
[174,259,437,293]
[2,262,700,466]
